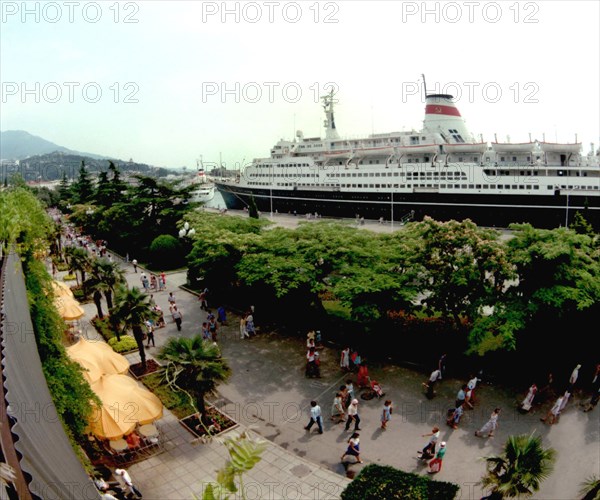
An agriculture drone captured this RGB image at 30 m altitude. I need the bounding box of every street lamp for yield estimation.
[179,222,196,238]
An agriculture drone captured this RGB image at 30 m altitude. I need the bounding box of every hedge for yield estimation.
[341,464,459,500]
[108,335,138,353]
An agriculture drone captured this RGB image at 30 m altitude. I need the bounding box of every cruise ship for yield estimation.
[215,85,599,229]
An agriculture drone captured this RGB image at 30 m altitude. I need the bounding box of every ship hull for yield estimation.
[215,183,599,229]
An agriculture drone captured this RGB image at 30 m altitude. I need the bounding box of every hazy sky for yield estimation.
[1,1,599,169]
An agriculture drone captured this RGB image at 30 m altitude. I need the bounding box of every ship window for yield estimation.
[519,185,525,190]
[459,157,463,162]
[486,157,490,162]
[527,156,531,162]
[424,156,430,162]
[462,185,467,189]
[476,184,482,189]
[501,157,505,162]
[513,157,517,162]
[534,185,539,190]
[473,157,478,162]
[352,173,357,177]
[469,184,474,188]
[483,185,488,189]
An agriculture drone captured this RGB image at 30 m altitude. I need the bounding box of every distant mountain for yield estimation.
[0,130,106,160]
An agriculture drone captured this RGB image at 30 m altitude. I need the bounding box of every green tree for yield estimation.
[71,160,94,204]
[481,433,556,499]
[111,285,157,369]
[149,234,183,269]
[57,170,71,205]
[157,335,231,424]
[89,257,125,310]
[65,246,91,287]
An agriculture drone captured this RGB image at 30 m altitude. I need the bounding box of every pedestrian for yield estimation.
[540,395,564,425]
[240,314,249,339]
[150,274,157,291]
[591,364,600,388]
[350,350,361,371]
[582,387,600,412]
[455,384,468,409]
[345,379,355,407]
[345,399,361,431]
[423,368,442,399]
[208,315,218,341]
[427,441,446,474]
[305,347,320,378]
[114,468,142,498]
[217,305,227,325]
[154,305,166,327]
[340,347,350,371]
[568,363,581,391]
[145,320,155,347]
[168,292,176,307]
[141,273,149,292]
[159,271,166,291]
[331,392,345,423]
[198,288,209,310]
[341,432,363,463]
[447,402,464,429]
[558,389,571,413]
[438,353,447,379]
[304,400,323,434]
[357,362,369,388]
[467,374,480,405]
[520,383,537,413]
[475,407,501,438]
[171,305,183,331]
[201,322,211,340]
[306,331,316,350]
[418,426,440,460]
[245,311,255,336]
[132,259,138,273]
[380,400,393,430]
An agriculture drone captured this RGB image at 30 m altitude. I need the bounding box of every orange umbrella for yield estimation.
[51,280,74,298]
[66,338,129,383]
[54,295,85,320]
[88,374,163,440]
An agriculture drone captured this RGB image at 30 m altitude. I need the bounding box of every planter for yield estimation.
[179,406,237,440]
[129,359,164,379]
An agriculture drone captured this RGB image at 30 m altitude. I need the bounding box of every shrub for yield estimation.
[149,234,183,269]
[142,372,196,419]
[108,335,138,353]
[63,273,76,281]
[341,464,459,500]
[91,316,115,341]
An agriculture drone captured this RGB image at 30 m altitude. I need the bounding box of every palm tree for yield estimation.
[111,285,157,370]
[65,246,91,287]
[580,475,600,500]
[481,433,556,499]
[157,335,231,425]
[89,258,125,310]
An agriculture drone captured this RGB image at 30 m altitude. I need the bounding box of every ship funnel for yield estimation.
[422,94,472,143]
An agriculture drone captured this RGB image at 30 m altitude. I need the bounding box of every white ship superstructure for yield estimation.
[216,85,600,229]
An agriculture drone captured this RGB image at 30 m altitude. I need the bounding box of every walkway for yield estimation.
[76,259,598,499]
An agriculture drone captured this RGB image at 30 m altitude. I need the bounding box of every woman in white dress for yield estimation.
[475,408,501,438]
[520,383,537,412]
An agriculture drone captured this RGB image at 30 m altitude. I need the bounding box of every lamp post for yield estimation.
[565,192,570,228]
[178,222,196,239]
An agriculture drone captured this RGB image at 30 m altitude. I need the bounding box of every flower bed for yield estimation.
[129,359,163,379]
[141,372,196,419]
[107,335,138,354]
[180,406,237,439]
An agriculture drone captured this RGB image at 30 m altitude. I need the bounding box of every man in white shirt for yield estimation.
[114,468,143,498]
[345,399,361,431]
[304,400,323,434]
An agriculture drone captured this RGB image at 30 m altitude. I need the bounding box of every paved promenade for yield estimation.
[75,256,598,499]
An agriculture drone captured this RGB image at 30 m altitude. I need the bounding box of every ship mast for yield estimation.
[421,73,428,98]
[322,87,340,140]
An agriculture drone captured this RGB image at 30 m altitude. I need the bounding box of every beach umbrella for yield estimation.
[66,337,129,383]
[54,295,85,320]
[51,280,74,298]
[88,374,163,439]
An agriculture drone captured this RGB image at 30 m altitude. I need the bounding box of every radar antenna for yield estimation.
[321,86,340,140]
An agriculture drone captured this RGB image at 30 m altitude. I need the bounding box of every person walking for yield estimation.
[475,408,501,438]
[427,441,446,474]
[331,392,345,423]
[217,305,227,325]
[423,368,442,399]
[520,383,537,413]
[305,347,320,378]
[340,347,350,371]
[159,271,166,291]
[568,363,582,391]
[167,292,176,307]
[304,401,323,434]
[540,395,564,425]
[145,321,155,347]
[341,432,363,463]
[114,468,142,498]
[171,305,183,331]
[345,399,361,431]
[132,259,138,273]
[447,403,464,429]
[418,426,440,460]
[380,400,393,430]
[345,379,355,408]
[245,312,256,336]
[240,314,249,339]
[201,322,211,341]
[467,374,480,405]
[455,384,468,409]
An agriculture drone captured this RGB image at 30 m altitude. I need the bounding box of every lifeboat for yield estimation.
[397,144,440,155]
[443,142,488,154]
[353,146,395,157]
[491,142,536,153]
[538,142,581,153]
